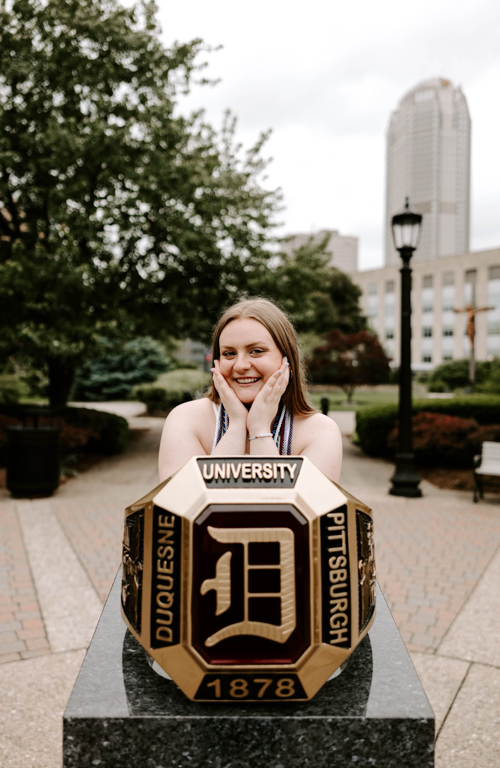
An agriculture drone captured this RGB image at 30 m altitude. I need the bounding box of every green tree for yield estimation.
[307,330,391,403]
[252,234,367,334]
[0,0,280,404]
[72,336,172,401]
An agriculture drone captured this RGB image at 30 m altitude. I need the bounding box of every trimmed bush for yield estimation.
[476,359,500,395]
[356,395,500,458]
[63,407,129,455]
[134,369,210,413]
[356,404,399,457]
[387,412,500,467]
[427,359,491,391]
[0,405,129,465]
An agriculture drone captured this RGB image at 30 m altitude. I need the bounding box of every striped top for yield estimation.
[211,402,294,456]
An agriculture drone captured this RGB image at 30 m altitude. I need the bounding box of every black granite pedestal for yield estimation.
[64,574,434,768]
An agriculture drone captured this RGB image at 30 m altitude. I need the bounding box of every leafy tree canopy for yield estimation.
[307,329,391,403]
[252,234,367,335]
[0,0,281,403]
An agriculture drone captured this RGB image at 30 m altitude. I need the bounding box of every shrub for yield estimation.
[62,407,129,455]
[134,369,210,413]
[133,386,186,412]
[427,359,491,391]
[356,395,500,458]
[356,405,399,457]
[0,405,129,465]
[387,412,500,467]
[0,374,30,404]
[427,379,448,393]
[72,337,173,401]
[476,359,500,394]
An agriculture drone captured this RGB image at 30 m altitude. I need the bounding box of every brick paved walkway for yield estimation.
[0,501,50,663]
[339,439,500,654]
[0,414,499,768]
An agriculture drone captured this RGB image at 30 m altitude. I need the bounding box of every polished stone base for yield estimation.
[64,574,434,768]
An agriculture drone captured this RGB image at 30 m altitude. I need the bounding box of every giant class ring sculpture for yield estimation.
[121,455,376,702]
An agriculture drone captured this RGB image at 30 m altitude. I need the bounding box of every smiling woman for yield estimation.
[158,298,342,482]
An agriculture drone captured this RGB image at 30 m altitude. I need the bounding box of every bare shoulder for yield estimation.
[294,412,341,440]
[293,412,342,483]
[159,398,216,481]
[165,397,215,430]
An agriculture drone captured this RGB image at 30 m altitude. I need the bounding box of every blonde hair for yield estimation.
[208,298,314,416]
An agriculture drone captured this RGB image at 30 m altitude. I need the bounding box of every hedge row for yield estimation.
[356,395,500,457]
[134,369,210,413]
[0,405,129,465]
[133,386,194,412]
[387,412,500,467]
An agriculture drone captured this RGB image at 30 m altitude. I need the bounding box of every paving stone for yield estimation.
[0,649,85,768]
[0,503,49,655]
[436,663,500,768]
[17,501,103,654]
[0,641,25,654]
[0,631,18,643]
[410,652,469,732]
[438,546,500,667]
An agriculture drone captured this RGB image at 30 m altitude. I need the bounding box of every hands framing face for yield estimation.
[211,356,290,437]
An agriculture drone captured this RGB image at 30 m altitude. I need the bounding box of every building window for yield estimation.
[442,328,454,337]
[442,271,454,286]
[385,330,394,340]
[385,280,395,294]
[422,327,433,338]
[423,303,433,313]
[422,354,432,363]
[385,304,394,317]
[488,323,500,336]
[368,282,378,296]
[464,269,477,305]
[465,269,477,284]
[443,353,453,361]
[423,275,433,288]
[487,266,500,308]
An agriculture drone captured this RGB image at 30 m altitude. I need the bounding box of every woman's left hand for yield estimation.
[247,356,290,436]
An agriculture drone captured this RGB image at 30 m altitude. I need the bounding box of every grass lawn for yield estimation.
[151,368,211,393]
[307,388,399,412]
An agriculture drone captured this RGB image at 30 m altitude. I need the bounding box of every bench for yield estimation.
[473,441,500,502]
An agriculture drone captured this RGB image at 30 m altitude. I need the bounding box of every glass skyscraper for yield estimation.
[385,78,471,265]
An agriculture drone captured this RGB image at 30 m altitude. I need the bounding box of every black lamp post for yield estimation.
[389,198,423,498]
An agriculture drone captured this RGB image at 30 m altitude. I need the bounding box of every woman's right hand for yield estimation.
[211,360,249,429]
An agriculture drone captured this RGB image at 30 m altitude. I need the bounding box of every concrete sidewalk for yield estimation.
[1,413,500,767]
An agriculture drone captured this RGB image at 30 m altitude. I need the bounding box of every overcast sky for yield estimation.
[157,0,500,271]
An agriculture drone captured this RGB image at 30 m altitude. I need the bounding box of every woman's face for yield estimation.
[218,318,283,403]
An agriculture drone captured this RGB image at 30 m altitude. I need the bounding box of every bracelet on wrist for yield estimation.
[248,432,274,441]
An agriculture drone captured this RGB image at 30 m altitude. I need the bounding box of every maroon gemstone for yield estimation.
[192,504,310,665]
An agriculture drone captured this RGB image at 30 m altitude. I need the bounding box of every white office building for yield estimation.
[352,248,500,370]
[385,78,471,266]
[281,229,358,273]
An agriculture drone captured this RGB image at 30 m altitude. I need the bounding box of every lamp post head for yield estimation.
[391,197,422,253]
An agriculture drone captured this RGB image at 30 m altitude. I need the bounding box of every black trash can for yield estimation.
[320,397,329,416]
[7,422,61,498]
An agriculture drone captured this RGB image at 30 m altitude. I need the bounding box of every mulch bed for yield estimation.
[417,466,474,491]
